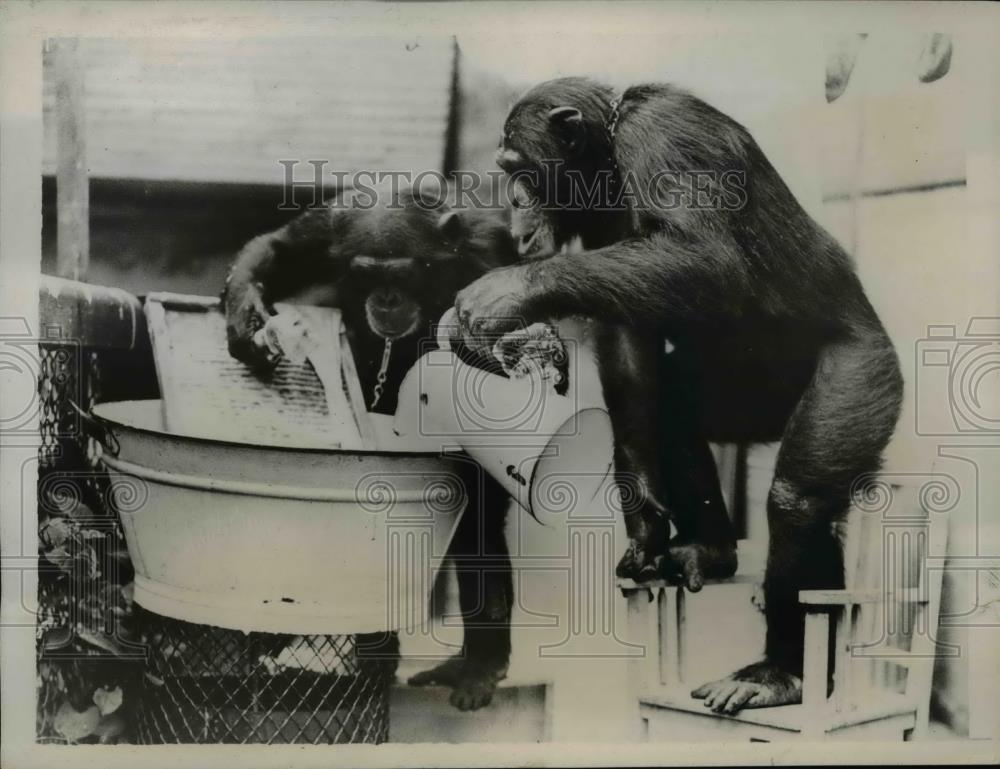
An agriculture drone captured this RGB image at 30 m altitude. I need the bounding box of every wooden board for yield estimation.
[52,38,89,281]
[143,292,368,450]
[338,324,378,451]
[42,38,456,185]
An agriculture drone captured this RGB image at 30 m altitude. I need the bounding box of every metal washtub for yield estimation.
[93,399,467,635]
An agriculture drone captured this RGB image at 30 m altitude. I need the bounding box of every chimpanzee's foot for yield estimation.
[615,539,666,582]
[690,660,802,713]
[660,540,737,592]
[407,655,508,711]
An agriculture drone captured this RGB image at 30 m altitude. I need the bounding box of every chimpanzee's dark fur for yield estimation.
[455,77,903,712]
[223,185,517,710]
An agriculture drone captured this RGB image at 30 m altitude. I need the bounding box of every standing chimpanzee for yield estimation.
[223,184,518,710]
[453,77,903,713]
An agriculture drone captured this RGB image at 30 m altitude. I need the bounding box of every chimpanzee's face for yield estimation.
[333,206,477,340]
[509,178,557,259]
[496,124,563,259]
[507,178,586,260]
[497,79,624,260]
[497,111,585,260]
[347,255,425,338]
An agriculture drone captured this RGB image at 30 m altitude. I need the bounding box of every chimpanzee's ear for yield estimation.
[437,210,465,242]
[548,106,585,154]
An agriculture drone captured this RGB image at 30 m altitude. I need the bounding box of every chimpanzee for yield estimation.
[222,184,518,710]
[453,77,903,713]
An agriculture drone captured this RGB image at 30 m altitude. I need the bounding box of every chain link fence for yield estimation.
[136,611,397,744]
[36,340,144,744]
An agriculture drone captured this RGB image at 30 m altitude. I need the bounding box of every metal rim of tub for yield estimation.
[90,400,445,459]
[100,453,443,503]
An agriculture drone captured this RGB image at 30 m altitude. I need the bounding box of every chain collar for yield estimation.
[604,92,625,189]
[369,336,394,410]
[605,94,624,140]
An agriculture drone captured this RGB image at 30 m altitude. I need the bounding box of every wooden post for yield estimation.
[910,512,950,739]
[626,586,661,696]
[801,610,831,731]
[832,604,859,714]
[661,586,683,687]
[52,38,89,281]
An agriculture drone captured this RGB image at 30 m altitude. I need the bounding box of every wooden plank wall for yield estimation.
[42,37,456,185]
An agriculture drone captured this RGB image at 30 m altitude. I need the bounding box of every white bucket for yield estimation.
[394,348,615,521]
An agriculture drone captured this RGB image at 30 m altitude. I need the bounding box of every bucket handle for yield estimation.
[68,399,120,457]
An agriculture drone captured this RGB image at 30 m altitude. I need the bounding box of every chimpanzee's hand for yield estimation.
[222,276,278,371]
[454,264,535,359]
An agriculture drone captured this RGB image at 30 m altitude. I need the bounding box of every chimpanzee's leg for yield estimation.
[407,470,512,711]
[657,344,737,589]
[597,325,673,582]
[692,333,902,712]
[600,325,735,588]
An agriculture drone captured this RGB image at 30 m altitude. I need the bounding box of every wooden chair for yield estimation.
[621,481,949,741]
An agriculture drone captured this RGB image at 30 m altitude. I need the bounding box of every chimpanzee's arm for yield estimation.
[223,206,344,306]
[454,228,751,350]
[222,205,343,368]
[522,229,751,329]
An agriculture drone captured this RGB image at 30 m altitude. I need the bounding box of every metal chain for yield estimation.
[605,92,625,193]
[606,95,623,140]
[369,337,394,411]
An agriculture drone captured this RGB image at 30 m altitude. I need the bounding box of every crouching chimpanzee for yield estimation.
[453,77,903,713]
[223,184,517,710]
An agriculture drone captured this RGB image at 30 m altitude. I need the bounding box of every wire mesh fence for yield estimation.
[36,341,144,744]
[136,610,397,744]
